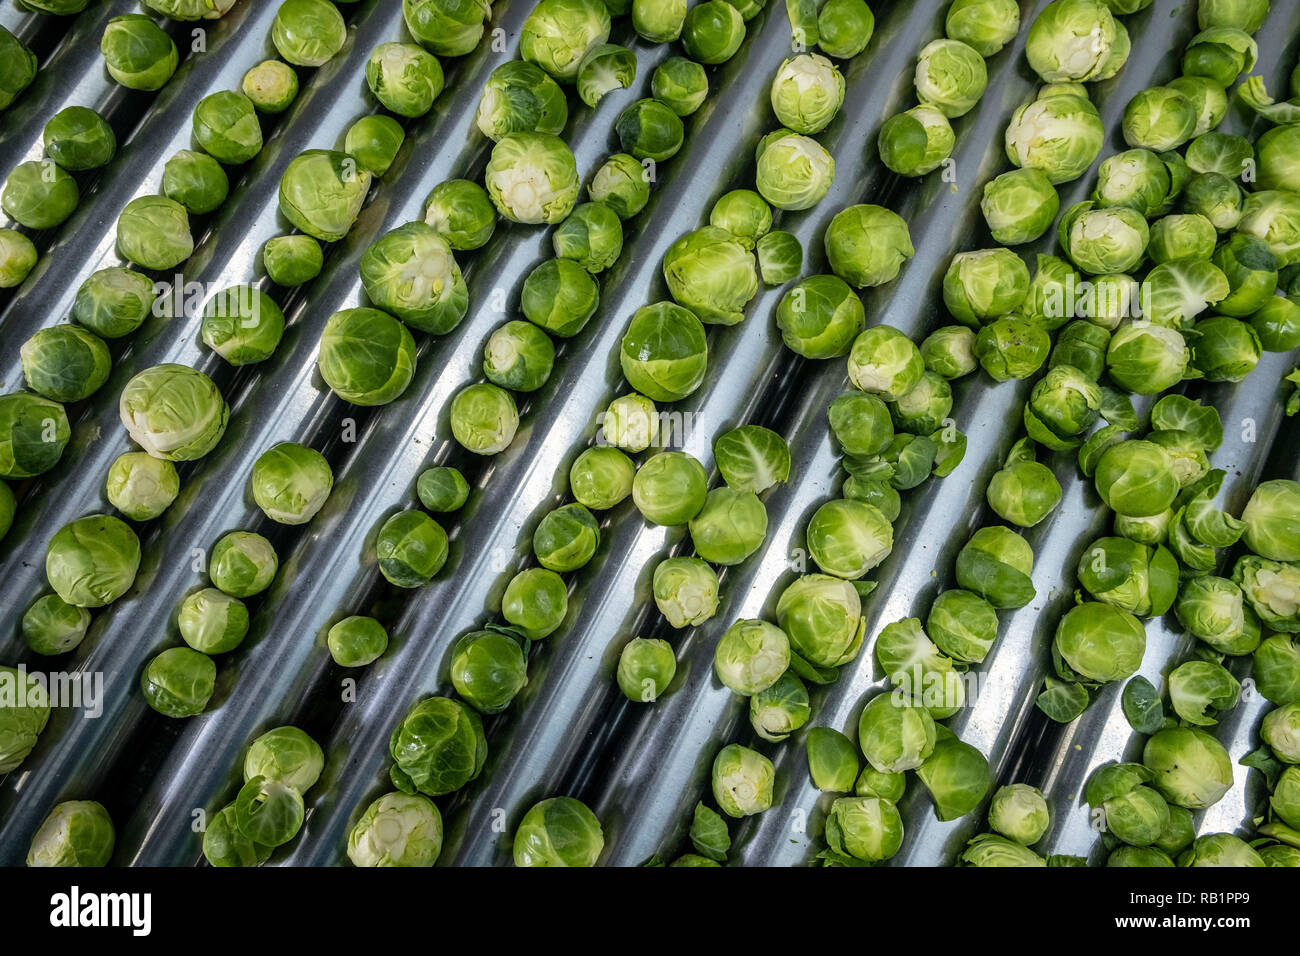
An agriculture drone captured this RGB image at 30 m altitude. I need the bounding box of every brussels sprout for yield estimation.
[1060,203,1149,275]
[602,392,659,453]
[1168,660,1240,726]
[1190,314,1260,382]
[1025,0,1117,82]
[1086,764,1169,847]
[140,646,216,718]
[919,589,995,665]
[1141,259,1230,328]
[1119,87,1196,154]
[774,574,863,668]
[1183,172,1243,233]
[1016,253,1081,329]
[485,132,579,225]
[20,325,111,404]
[891,371,950,436]
[775,274,864,359]
[847,325,923,400]
[617,637,676,703]
[520,0,610,81]
[1183,26,1258,87]
[955,526,1035,608]
[0,664,49,771]
[913,38,986,119]
[857,692,935,774]
[143,0,237,17]
[532,503,599,573]
[767,54,844,138]
[422,181,495,253]
[162,149,230,214]
[689,487,767,566]
[1077,536,1178,618]
[347,792,442,867]
[708,190,771,253]
[278,149,371,242]
[679,0,744,64]
[827,391,892,458]
[192,90,263,166]
[974,316,1050,381]
[1263,703,1300,764]
[475,61,567,142]
[2,161,78,231]
[449,630,528,714]
[651,57,708,116]
[568,445,634,512]
[377,510,448,588]
[232,775,305,847]
[1147,214,1217,264]
[520,258,599,337]
[26,801,114,868]
[389,696,487,796]
[1094,439,1179,518]
[751,137,830,220]
[916,733,990,822]
[960,833,1046,867]
[805,498,892,580]
[1179,832,1266,867]
[1196,0,1267,30]
[919,326,977,382]
[0,393,69,480]
[200,286,285,367]
[987,460,1062,529]
[1028,365,1102,450]
[42,106,115,173]
[1256,123,1300,194]
[1234,557,1300,636]
[45,514,141,609]
[553,202,623,274]
[325,615,388,668]
[482,320,555,393]
[615,98,685,162]
[116,194,194,269]
[271,0,346,67]
[824,796,903,862]
[980,168,1058,245]
[1143,726,1233,809]
[1105,323,1190,395]
[988,784,1049,846]
[448,383,518,456]
[877,104,955,180]
[1249,296,1300,353]
[101,15,178,91]
[22,594,91,656]
[875,618,966,718]
[178,588,248,654]
[0,229,36,288]
[403,0,491,57]
[588,153,651,220]
[412,469,469,517]
[318,308,416,406]
[1089,149,1168,220]
[1048,321,1109,381]
[514,797,604,866]
[1252,634,1300,705]
[1004,87,1104,185]
[209,531,278,599]
[242,60,298,114]
[360,223,467,334]
[263,235,323,287]
[945,0,1018,56]
[366,42,444,118]
[633,0,686,41]
[502,567,569,639]
[710,426,787,495]
[1240,480,1300,562]
[576,43,635,108]
[942,249,1030,325]
[1239,190,1300,267]
[713,618,790,695]
[1212,235,1278,320]
[250,442,332,525]
[712,743,775,817]
[344,115,405,178]
[619,301,708,401]
[1183,132,1252,183]
[824,204,912,289]
[652,557,719,629]
[0,26,37,110]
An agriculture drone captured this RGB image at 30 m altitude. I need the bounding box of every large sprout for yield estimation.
[662,226,758,325]
[484,132,579,225]
[754,128,835,211]
[1024,0,1118,82]
[1005,86,1104,185]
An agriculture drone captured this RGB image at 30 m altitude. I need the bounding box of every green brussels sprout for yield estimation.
[689,487,767,566]
[651,57,708,117]
[633,0,686,41]
[711,743,774,817]
[242,60,298,114]
[360,223,468,334]
[942,249,1030,325]
[576,43,636,108]
[1014,253,1079,329]
[1234,557,1300,636]
[986,459,1062,529]
[864,432,938,491]
[1241,480,1300,562]
[1076,536,1178,618]
[26,801,114,868]
[775,574,863,668]
[776,274,865,359]
[1142,258,1230,328]
[1048,321,1109,381]
[233,775,305,847]
[1168,660,1240,726]
[1262,703,1300,764]
[824,204,912,289]
[916,733,990,821]
[892,371,952,436]
[1147,214,1217,264]
[919,326,977,381]
[1249,296,1300,352]
[115,195,192,269]
[708,189,771,252]
[105,451,180,523]
[634,450,707,522]
[22,594,91,656]
[42,106,115,173]
[988,783,1049,846]
[753,128,833,213]
[805,498,892,580]
[502,567,569,639]
[250,442,332,525]
[974,316,1050,381]
[0,665,49,771]
[278,149,371,242]
[1213,234,1278,318]
[1183,26,1257,87]
[0,229,36,288]
[0,392,69,479]
[344,115,405,178]
[1094,439,1179,518]
[200,286,285,366]
[1091,149,1169,219]
[846,324,923,400]
[1105,323,1190,396]
[520,258,599,337]
[619,301,708,401]
[192,90,263,165]
[769,53,844,136]
[521,0,610,81]
[959,833,1046,867]
[827,391,892,458]
[553,202,623,273]
[389,696,487,796]
[0,26,37,110]
[403,0,491,56]
[46,514,141,608]
[712,618,789,695]
[750,670,810,742]
[366,42,443,117]
[945,0,1018,56]
[101,15,178,91]
[854,766,905,803]
[1190,314,1260,382]
[209,531,277,598]
[376,510,448,588]
[922,589,996,665]
[449,629,528,714]
[1196,0,1268,30]
[20,325,111,403]
[485,132,579,224]
[1026,365,1102,450]
[955,526,1035,608]
[2,160,78,230]
[1251,633,1300,705]
[202,805,270,867]
[979,168,1058,245]
[1185,131,1253,181]
[712,425,789,495]
[318,308,416,406]
[857,692,935,774]
[416,466,470,513]
[681,0,745,64]
[140,646,216,717]
[1119,87,1196,153]
[1183,172,1244,232]
[142,0,237,17]
[422,180,496,253]
[1143,726,1233,810]
[271,0,346,67]
[602,392,658,452]
[1179,833,1266,867]
[326,615,389,668]
[449,383,519,455]
[588,153,650,220]
[475,61,567,143]
[815,0,874,57]
[874,618,966,718]
[615,98,685,162]
[263,235,323,287]
[1086,763,1169,846]
[1059,203,1149,276]
[1239,189,1300,268]
[162,149,230,215]
[513,796,604,866]
[1025,0,1117,82]
[652,556,719,628]
[178,587,248,654]
[1004,87,1104,185]
[532,503,599,573]
[824,796,903,862]
[347,792,442,867]
[569,445,635,511]
[1256,123,1300,194]
[617,637,676,703]
[913,38,986,118]
[877,104,955,179]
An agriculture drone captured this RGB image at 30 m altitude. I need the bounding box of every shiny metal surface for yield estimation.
[1,0,1297,868]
